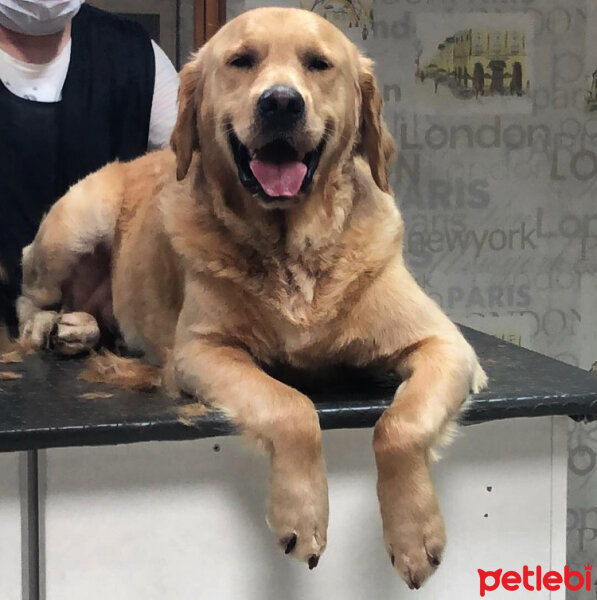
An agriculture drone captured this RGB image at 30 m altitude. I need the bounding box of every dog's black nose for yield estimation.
[257,85,305,128]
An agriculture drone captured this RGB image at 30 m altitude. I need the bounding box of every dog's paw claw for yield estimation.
[408,570,421,590]
[308,554,319,570]
[283,534,297,554]
[425,544,442,567]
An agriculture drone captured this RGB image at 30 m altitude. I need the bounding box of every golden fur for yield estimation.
[16,7,486,587]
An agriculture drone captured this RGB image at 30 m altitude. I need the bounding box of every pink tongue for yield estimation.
[249,160,307,197]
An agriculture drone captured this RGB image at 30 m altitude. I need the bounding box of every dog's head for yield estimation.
[171,7,394,209]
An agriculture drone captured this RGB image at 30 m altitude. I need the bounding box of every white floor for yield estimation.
[39,416,568,600]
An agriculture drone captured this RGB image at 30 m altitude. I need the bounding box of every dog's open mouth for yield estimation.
[229,131,325,201]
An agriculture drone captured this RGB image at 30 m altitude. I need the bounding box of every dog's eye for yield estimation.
[229,53,255,69]
[307,56,332,71]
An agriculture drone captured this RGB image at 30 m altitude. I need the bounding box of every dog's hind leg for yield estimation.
[18,307,100,356]
[18,162,126,354]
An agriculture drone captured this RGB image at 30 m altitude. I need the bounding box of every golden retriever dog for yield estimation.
[16,7,487,588]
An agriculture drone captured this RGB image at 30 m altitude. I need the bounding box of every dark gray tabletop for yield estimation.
[0,327,595,452]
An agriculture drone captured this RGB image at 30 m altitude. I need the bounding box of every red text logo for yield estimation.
[478,565,593,596]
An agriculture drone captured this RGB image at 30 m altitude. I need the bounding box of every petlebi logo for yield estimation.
[478,564,593,596]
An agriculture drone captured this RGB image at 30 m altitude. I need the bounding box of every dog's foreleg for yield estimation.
[373,335,486,589]
[174,338,328,569]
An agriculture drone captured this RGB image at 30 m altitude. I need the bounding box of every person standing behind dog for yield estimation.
[0,0,179,332]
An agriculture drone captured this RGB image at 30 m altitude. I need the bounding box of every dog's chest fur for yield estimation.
[244,254,350,364]
[244,240,346,328]
[163,169,402,363]
[216,222,392,366]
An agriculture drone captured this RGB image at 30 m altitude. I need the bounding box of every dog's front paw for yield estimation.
[377,461,445,589]
[471,361,488,394]
[266,456,329,569]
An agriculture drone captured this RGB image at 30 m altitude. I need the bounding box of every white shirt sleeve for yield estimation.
[148,40,180,150]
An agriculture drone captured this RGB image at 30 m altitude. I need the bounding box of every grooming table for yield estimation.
[0,328,595,600]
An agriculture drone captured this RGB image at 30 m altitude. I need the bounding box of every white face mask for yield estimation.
[0,0,84,36]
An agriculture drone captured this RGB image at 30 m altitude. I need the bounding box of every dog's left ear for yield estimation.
[170,52,203,181]
[356,56,395,193]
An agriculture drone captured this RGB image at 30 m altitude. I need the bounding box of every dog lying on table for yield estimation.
[15,7,487,588]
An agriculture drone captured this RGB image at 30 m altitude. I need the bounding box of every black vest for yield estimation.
[0,5,155,326]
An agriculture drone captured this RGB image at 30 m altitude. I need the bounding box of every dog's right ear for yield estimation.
[170,52,203,181]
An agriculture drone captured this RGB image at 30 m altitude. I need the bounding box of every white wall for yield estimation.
[41,417,567,600]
